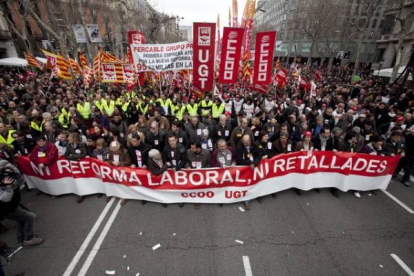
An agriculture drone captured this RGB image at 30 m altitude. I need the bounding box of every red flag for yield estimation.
[275,68,287,88]
[299,76,310,91]
[253,31,276,86]
[193,23,216,91]
[315,68,322,82]
[190,86,205,99]
[219,27,244,84]
[128,31,146,64]
[26,71,36,78]
[126,80,135,91]
[253,83,268,94]
[78,51,88,68]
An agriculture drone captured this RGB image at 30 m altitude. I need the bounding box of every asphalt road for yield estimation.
[1,177,414,276]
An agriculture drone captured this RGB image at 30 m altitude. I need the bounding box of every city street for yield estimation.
[2,177,414,276]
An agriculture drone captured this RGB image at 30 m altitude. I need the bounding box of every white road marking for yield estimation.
[62,197,116,276]
[77,199,122,276]
[152,244,161,250]
[243,256,253,276]
[391,254,414,276]
[381,190,414,214]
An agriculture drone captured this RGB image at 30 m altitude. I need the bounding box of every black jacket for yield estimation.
[383,138,405,156]
[236,142,263,167]
[0,187,20,216]
[162,144,187,170]
[127,143,151,167]
[147,158,168,176]
[145,131,166,152]
[313,135,334,151]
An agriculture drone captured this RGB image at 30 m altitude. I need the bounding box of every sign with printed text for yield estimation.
[72,25,87,43]
[131,41,193,72]
[253,31,276,86]
[219,27,244,84]
[193,22,216,91]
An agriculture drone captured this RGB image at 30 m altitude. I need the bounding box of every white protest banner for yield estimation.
[86,24,103,43]
[72,25,87,43]
[131,41,193,72]
[17,152,399,204]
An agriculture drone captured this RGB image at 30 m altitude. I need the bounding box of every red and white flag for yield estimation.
[219,27,244,84]
[315,68,322,82]
[253,31,276,86]
[193,22,216,91]
[310,80,317,97]
[275,68,288,88]
[299,76,310,91]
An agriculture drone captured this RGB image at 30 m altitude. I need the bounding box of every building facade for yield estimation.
[0,10,17,58]
[374,1,414,70]
[253,0,389,65]
[179,25,193,42]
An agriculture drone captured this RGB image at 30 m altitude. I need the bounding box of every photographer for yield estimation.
[0,159,43,247]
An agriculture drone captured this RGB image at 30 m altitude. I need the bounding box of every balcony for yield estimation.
[376,33,414,43]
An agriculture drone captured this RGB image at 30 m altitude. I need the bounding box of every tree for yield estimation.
[390,0,414,83]
[349,0,383,81]
[292,0,339,67]
[315,1,348,71]
[0,1,32,53]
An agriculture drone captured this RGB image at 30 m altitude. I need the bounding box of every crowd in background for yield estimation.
[0,65,413,211]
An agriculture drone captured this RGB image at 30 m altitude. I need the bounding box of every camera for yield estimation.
[0,167,18,190]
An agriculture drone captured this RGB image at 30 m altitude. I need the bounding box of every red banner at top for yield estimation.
[253,31,276,86]
[193,23,216,91]
[219,27,244,84]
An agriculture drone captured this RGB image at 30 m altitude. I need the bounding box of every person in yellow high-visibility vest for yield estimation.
[156,94,172,116]
[76,98,92,120]
[120,97,130,112]
[101,96,116,117]
[30,116,43,136]
[186,95,199,117]
[125,90,136,100]
[0,123,15,148]
[171,103,186,121]
[137,99,148,115]
[211,97,225,120]
[94,94,103,112]
[58,108,70,129]
[200,94,213,117]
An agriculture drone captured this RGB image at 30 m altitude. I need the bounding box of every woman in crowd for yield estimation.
[65,132,88,203]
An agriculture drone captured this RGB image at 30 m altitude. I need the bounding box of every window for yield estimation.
[371,19,378,29]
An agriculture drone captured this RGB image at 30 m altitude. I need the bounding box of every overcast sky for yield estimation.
[149,0,249,32]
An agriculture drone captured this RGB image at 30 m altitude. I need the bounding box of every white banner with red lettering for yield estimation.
[17,152,399,204]
[131,42,193,72]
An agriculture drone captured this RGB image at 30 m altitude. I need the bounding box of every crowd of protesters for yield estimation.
[0,64,412,212]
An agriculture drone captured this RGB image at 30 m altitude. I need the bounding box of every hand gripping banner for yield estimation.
[17,152,399,204]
